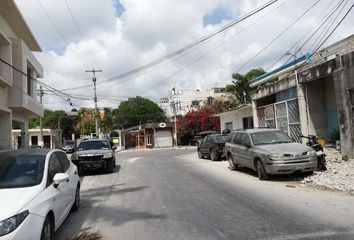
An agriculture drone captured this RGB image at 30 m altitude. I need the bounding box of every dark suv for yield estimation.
[197,134,227,161]
[71,139,116,173]
[224,129,317,180]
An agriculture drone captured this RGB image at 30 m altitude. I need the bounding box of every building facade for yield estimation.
[160,87,234,118]
[250,35,354,157]
[0,0,43,149]
[12,129,61,149]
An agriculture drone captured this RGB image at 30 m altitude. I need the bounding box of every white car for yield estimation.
[0,149,80,240]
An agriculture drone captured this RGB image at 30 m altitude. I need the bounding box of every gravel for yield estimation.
[301,148,354,194]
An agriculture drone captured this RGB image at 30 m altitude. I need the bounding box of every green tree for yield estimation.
[226,68,265,104]
[113,96,166,129]
[101,107,114,134]
[78,108,95,135]
[28,109,79,139]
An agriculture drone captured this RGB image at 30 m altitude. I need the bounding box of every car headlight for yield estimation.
[103,152,113,159]
[0,210,29,237]
[307,150,317,156]
[71,154,78,161]
[267,153,284,160]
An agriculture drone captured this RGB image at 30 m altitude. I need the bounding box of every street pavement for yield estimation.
[55,149,354,240]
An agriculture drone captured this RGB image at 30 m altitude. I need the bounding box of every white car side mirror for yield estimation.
[53,173,69,188]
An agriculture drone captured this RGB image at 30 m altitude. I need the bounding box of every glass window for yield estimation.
[78,140,110,150]
[226,132,235,143]
[215,135,227,143]
[0,152,45,188]
[57,152,70,172]
[47,153,64,186]
[232,133,241,145]
[250,131,293,145]
[240,133,251,145]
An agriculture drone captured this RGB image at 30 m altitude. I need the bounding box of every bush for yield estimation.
[342,155,349,161]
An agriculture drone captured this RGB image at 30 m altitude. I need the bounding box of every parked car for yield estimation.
[197,134,227,161]
[71,139,116,173]
[62,140,77,153]
[189,131,219,146]
[224,129,317,180]
[0,149,80,240]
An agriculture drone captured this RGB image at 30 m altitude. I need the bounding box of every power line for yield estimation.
[58,0,280,92]
[265,0,343,71]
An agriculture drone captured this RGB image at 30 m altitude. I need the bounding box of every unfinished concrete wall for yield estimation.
[306,79,329,138]
[334,51,354,158]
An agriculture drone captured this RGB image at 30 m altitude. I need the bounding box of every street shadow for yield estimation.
[234,167,313,182]
[53,184,166,240]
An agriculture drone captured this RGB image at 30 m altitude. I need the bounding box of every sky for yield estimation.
[13,0,354,111]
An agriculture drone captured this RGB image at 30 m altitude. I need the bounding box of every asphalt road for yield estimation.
[54,149,354,240]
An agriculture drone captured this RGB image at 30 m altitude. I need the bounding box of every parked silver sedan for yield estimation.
[224,129,317,180]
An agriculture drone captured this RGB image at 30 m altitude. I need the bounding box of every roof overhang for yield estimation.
[0,0,41,51]
[213,104,252,117]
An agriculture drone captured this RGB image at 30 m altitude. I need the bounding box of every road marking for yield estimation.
[126,157,141,163]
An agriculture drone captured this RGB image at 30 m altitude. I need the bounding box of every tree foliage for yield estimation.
[28,109,79,139]
[113,96,166,129]
[226,68,265,104]
[177,106,220,145]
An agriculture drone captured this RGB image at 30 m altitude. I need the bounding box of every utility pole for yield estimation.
[171,88,178,146]
[38,86,45,147]
[86,68,102,137]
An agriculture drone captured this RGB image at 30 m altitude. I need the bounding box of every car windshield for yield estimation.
[78,141,110,150]
[64,140,75,145]
[0,153,45,188]
[250,131,293,145]
[214,135,227,143]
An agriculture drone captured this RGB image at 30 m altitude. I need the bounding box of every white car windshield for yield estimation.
[78,141,110,150]
[250,131,293,145]
[0,153,45,188]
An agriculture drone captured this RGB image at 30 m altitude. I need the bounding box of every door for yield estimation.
[47,153,70,227]
[201,136,212,155]
[230,133,242,165]
[43,135,51,149]
[57,152,77,213]
[238,133,253,167]
[155,130,173,147]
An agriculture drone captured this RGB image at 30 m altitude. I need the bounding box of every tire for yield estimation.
[227,154,239,170]
[256,160,269,180]
[71,185,80,212]
[198,150,203,159]
[40,215,52,240]
[106,158,114,173]
[211,150,219,161]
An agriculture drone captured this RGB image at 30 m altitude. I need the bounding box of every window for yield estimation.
[242,117,254,129]
[225,122,233,130]
[57,152,70,172]
[232,133,241,144]
[47,153,64,186]
[240,133,251,145]
[191,100,200,107]
[31,136,38,146]
[226,132,235,143]
[27,67,33,96]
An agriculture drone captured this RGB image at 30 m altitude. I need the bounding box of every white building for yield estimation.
[160,87,234,118]
[12,129,61,149]
[0,0,43,149]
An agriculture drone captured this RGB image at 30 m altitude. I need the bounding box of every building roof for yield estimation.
[213,104,252,117]
[0,0,41,51]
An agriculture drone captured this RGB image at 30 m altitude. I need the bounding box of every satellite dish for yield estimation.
[159,122,167,128]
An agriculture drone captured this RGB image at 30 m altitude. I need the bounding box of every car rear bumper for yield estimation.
[264,158,317,175]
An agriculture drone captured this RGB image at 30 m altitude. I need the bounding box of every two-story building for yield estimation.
[0,0,43,149]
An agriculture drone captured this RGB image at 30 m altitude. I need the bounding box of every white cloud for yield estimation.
[13,0,354,111]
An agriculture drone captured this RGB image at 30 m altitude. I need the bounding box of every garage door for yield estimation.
[155,130,173,148]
